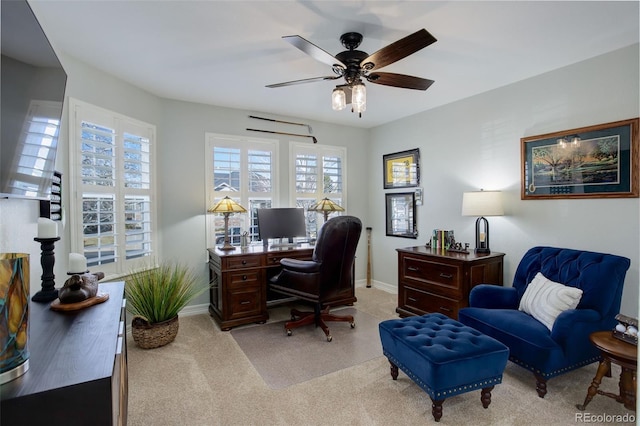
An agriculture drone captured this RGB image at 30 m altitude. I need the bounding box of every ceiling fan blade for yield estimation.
[361,29,437,71]
[266,75,341,88]
[283,35,346,68]
[366,72,434,90]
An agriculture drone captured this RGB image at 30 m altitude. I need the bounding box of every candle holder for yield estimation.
[32,237,61,303]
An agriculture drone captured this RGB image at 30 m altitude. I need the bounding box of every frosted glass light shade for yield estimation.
[332,88,346,111]
[351,83,366,113]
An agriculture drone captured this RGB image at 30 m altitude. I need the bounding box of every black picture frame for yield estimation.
[521,118,639,199]
[385,192,417,238]
[383,149,420,189]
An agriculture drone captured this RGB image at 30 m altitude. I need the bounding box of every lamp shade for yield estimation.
[208,196,247,214]
[461,191,503,217]
[308,197,345,213]
[351,82,366,113]
[332,87,346,111]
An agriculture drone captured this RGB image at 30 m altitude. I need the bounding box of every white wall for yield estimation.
[368,44,640,316]
[157,99,370,305]
[1,45,637,316]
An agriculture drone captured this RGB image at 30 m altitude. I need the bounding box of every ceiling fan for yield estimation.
[266,29,437,116]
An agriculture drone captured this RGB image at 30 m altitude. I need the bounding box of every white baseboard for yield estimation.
[354,279,397,294]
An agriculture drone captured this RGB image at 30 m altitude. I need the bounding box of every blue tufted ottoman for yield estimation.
[379,313,509,421]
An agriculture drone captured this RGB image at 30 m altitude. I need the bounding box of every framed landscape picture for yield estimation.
[521,118,639,199]
[383,149,420,189]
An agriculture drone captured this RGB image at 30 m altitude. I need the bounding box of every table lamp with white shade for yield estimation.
[461,190,504,254]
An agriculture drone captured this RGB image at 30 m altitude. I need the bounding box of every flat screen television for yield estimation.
[1,0,67,200]
[256,208,307,246]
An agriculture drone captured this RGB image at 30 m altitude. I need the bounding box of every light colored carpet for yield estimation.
[126,287,637,425]
[230,307,382,389]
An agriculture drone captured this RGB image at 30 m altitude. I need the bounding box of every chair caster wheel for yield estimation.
[286,329,292,336]
[327,335,332,342]
[350,322,355,328]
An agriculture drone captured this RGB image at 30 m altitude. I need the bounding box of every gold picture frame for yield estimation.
[521,118,639,199]
[383,149,420,189]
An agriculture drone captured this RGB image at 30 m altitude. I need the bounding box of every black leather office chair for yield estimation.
[270,215,362,341]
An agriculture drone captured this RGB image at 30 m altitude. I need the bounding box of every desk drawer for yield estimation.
[228,270,262,289]
[403,286,459,318]
[266,250,313,266]
[228,285,262,319]
[224,255,262,270]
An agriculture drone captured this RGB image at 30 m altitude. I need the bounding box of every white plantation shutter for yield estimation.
[205,134,278,248]
[69,98,157,276]
[290,143,346,238]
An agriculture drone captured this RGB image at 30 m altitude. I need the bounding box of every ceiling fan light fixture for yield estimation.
[351,82,366,113]
[332,87,346,111]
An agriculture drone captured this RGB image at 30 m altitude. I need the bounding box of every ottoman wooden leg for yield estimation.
[430,398,444,422]
[388,360,399,380]
[481,386,494,408]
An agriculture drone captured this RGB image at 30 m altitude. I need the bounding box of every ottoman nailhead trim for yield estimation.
[384,349,503,399]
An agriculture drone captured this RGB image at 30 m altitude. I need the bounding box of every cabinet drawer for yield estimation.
[402,256,462,297]
[403,286,459,318]
[224,255,262,270]
[228,270,262,288]
[228,286,262,319]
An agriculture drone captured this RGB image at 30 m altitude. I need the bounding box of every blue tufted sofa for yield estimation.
[458,246,631,398]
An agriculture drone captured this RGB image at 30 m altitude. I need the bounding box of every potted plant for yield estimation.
[125,261,204,349]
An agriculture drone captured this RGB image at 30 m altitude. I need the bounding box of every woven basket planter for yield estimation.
[131,315,179,349]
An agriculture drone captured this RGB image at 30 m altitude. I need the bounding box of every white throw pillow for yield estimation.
[518,272,583,331]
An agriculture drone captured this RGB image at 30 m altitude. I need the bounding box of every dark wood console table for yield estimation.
[208,244,357,330]
[1,281,127,426]
[396,247,504,320]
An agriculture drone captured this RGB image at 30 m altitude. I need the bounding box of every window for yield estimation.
[69,98,157,276]
[290,143,346,238]
[205,133,278,248]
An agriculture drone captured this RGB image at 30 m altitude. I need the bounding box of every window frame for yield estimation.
[290,142,347,238]
[68,98,157,278]
[204,133,279,249]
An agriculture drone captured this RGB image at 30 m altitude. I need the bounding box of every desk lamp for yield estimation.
[309,197,344,222]
[208,196,247,250]
[461,190,503,254]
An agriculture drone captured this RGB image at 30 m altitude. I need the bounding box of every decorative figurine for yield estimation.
[58,272,104,304]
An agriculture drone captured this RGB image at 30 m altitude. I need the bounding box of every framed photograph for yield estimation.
[385,192,417,238]
[521,118,639,199]
[383,149,420,189]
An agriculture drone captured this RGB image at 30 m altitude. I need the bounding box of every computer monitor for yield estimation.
[256,208,307,247]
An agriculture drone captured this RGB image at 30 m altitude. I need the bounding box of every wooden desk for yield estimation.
[396,247,504,320]
[208,244,357,330]
[1,282,127,426]
[577,331,637,411]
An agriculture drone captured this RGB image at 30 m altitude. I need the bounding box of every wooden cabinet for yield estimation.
[1,282,127,426]
[396,247,504,319]
[208,246,315,330]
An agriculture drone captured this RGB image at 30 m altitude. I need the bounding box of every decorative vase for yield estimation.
[131,315,179,349]
[0,253,30,384]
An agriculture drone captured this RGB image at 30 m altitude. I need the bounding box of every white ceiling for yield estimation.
[28,1,640,129]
